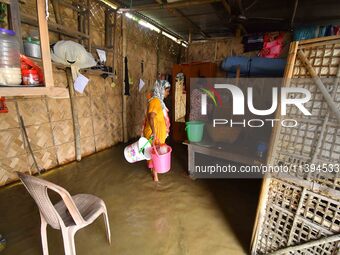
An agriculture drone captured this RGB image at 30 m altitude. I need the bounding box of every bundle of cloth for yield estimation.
[51,40,96,77]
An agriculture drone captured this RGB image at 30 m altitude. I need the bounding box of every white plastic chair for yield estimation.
[17,172,111,255]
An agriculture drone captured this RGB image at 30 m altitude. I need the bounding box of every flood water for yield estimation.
[0,143,261,255]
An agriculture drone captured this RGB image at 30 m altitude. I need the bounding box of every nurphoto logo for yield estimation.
[198,81,312,128]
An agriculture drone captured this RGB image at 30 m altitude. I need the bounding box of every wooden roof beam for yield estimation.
[118,0,221,12]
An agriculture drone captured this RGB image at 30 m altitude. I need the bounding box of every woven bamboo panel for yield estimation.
[17,98,49,126]
[0,129,26,158]
[80,137,95,157]
[95,134,109,151]
[92,114,108,136]
[75,96,92,118]
[47,98,72,121]
[103,78,116,97]
[56,142,75,164]
[25,123,54,151]
[269,41,340,192]
[53,68,68,88]
[79,117,94,138]
[0,155,30,186]
[0,3,179,185]
[0,101,19,130]
[89,76,107,97]
[91,96,107,115]
[51,120,74,145]
[107,94,122,113]
[28,148,58,174]
[111,112,122,131]
[252,37,340,255]
[106,114,116,132]
[255,179,340,255]
[111,128,122,144]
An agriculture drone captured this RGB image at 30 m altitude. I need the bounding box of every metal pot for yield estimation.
[24,42,41,58]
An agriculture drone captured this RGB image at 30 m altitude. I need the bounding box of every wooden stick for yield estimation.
[112,11,117,71]
[36,0,54,88]
[122,15,128,142]
[297,49,340,122]
[66,67,81,161]
[269,234,340,255]
[19,115,43,174]
[51,0,63,40]
[86,0,91,53]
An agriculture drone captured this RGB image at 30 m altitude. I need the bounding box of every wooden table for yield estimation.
[183,141,265,178]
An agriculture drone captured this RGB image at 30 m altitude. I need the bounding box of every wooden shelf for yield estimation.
[0,86,69,98]
[27,57,67,70]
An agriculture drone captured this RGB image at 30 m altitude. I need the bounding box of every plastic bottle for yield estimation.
[0,28,21,85]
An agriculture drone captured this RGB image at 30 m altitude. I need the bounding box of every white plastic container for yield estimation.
[0,28,21,86]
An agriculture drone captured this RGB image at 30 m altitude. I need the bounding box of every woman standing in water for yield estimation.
[143,80,171,182]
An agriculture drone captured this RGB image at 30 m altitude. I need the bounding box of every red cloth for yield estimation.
[259,32,285,58]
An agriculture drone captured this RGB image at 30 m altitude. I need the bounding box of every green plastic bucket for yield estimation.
[185,121,205,142]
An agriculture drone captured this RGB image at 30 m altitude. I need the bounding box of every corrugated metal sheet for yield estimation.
[117,0,340,41]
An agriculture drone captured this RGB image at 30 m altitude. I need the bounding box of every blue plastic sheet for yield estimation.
[220,56,286,77]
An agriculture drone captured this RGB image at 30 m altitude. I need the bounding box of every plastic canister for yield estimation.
[0,28,21,85]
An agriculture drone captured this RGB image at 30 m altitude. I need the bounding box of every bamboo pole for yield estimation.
[122,15,128,142]
[66,67,81,161]
[112,11,117,71]
[250,41,300,254]
[51,0,63,40]
[297,49,340,122]
[36,0,54,88]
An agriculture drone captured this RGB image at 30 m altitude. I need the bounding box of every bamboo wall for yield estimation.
[187,37,245,77]
[0,67,123,186]
[124,19,182,139]
[0,0,182,186]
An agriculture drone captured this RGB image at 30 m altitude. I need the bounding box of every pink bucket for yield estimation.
[151,145,172,173]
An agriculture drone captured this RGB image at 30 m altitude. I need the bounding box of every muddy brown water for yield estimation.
[0,143,261,255]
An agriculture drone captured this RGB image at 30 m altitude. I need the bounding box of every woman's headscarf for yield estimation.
[149,80,171,110]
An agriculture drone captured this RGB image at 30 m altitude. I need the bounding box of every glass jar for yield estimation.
[0,28,21,86]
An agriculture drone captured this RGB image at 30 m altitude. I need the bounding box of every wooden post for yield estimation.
[250,42,299,254]
[112,11,117,71]
[188,145,196,179]
[66,67,81,161]
[156,33,160,76]
[36,0,54,88]
[51,0,63,40]
[121,15,128,142]
[104,9,113,48]
[86,0,91,52]
[187,31,192,63]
